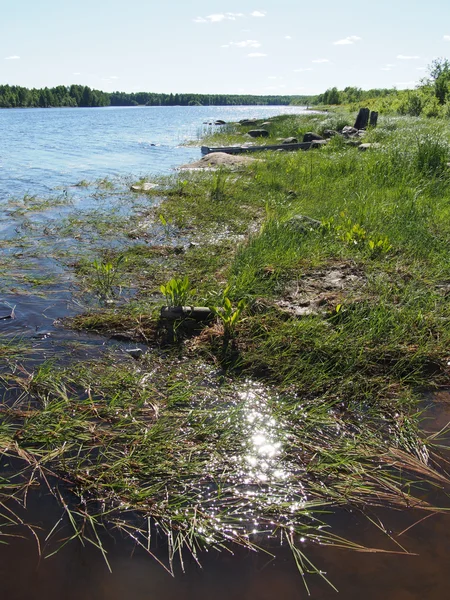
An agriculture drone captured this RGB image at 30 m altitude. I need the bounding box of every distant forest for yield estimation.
[0,84,313,108]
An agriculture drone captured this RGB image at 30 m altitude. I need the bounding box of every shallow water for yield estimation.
[1,106,450,597]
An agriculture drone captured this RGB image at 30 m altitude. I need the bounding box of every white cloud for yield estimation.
[397,54,420,60]
[194,13,244,23]
[251,11,266,17]
[248,52,267,58]
[312,58,330,63]
[333,35,362,45]
[381,67,392,71]
[4,55,20,60]
[417,67,427,71]
[230,39,261,48]
[73,72,81,75]
[294,67,313,72]
[221,44,230,48]
[444,35,450,41]
[285,35,292,40]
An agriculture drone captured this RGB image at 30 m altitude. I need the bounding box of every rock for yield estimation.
[303,132,324,143]
[323,129,338,138]
[359,143,381,151]
[130,182,159,192]
[354,107,370,130]
[261,121,271,127]
[341,126,358,137]
[240,118,259,126]
[281,137,298,144]
[247,129,269,138]
[179,152,259,170]
[310,139,328,149]
[214,119,226,125]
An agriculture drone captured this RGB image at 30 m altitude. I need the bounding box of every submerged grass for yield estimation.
[1,111,450,589]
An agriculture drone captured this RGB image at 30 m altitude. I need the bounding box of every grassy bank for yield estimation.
[1,110,450,589]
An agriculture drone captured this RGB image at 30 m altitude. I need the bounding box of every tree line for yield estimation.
[0,84,312,109]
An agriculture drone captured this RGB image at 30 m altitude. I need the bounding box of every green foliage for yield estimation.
[160,276,192,306]
[210,287,247,339]
[92,254,126,298]
[415,136,449,173]
[209,170,228,202]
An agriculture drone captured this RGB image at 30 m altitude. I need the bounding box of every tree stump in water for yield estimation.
[369,111,379,127]
[354,108,370,130]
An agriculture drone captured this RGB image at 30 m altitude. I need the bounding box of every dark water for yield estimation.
[1,392,450,600]
[1,106,450,598]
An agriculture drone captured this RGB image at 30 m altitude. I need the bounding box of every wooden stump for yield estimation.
[354,108,370,130]
[369,111,379,127]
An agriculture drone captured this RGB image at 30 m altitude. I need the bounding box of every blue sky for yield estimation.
[1,0,450,95]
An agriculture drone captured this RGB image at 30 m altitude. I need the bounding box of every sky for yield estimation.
[1,0,450,96]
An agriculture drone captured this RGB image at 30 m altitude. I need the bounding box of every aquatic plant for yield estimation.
[92,254,126,298]
[160,276,192,306]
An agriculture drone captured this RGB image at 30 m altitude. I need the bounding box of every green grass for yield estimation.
[1,110,450,588]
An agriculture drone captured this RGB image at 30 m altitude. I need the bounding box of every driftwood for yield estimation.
[160,306,213,322]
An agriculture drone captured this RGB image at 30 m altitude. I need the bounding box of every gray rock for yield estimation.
[341,126,358,137]
[303,132,324,142]
[240,118,259,126]
[247,129,269,138]
[281,137,299,144]
[323,129,338,138]
[214,119,226,125]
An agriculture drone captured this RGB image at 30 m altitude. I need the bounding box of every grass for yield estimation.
[1,110,450,590]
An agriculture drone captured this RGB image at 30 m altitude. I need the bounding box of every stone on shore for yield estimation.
[179,152,259,170]
[303,132,324,142]
[247,129,269,138]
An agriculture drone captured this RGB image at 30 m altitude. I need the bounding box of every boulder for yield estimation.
[247,129,269,138]
[303,132,324,142]
[214,119,226,125]
[240,118,259,126]
[323,129,338,138]
[281,137,298,144]
[341,126,358,137]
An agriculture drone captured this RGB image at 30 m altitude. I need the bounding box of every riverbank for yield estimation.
[1,109,450,593]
